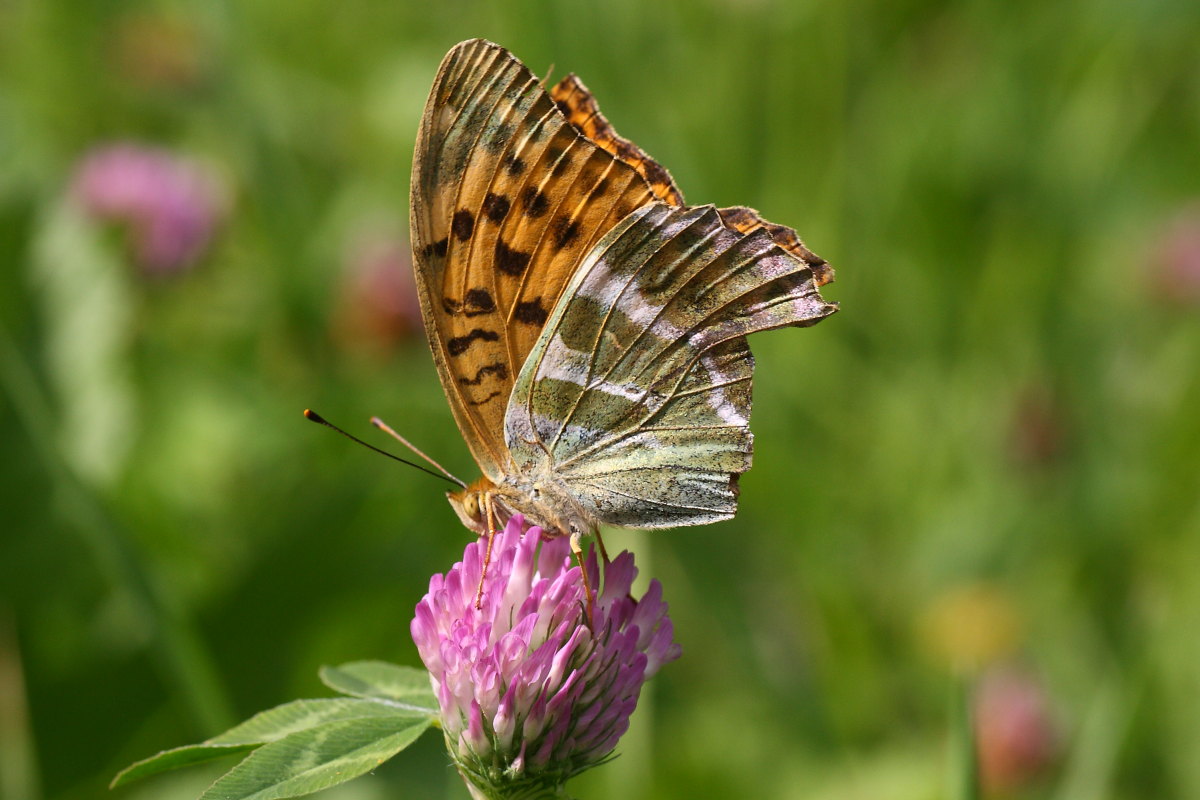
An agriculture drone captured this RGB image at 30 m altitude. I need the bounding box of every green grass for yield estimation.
[2,1,1199,798]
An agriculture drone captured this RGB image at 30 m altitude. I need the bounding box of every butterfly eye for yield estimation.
[463,493,480,520]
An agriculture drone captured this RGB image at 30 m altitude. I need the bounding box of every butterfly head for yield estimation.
[446,476,502,535]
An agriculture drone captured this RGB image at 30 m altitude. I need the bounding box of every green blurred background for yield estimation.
[3,1,1199,798]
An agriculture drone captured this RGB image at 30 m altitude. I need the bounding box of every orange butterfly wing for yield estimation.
[410,39,680,478]
[548,74,685,207]
[546,75,836,286]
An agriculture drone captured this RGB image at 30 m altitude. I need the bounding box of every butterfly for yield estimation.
[410,38,837,565]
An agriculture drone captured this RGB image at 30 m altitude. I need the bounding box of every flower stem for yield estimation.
[461,773,574,800]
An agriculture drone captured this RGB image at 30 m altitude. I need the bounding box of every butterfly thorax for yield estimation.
[447,472,597,540]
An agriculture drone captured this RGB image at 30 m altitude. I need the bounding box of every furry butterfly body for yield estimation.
[411,39,837,549]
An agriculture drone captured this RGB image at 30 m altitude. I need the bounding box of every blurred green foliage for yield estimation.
[2,0,1199,799]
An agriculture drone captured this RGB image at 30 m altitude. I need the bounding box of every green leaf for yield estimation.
[112,698,430,788]
[111,744,259,789]
[198,715,432,800]
[319,662,437,710]
[210,698,426,745]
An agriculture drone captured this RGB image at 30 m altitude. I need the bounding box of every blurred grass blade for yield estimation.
[0,612,40,800]
[319,661,437,710]
[951,677,979,800]
[111,697,429,788]
[32,199,134,484]
[197,716,432,800]
[1054,674,1130,800]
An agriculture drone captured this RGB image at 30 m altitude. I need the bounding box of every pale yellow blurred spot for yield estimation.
[918,582,1023,673]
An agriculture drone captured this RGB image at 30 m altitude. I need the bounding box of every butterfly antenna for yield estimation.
[303,409,461,487]
[370,415,466,488]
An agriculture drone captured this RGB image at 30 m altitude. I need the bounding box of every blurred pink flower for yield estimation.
[333,232,423,350]
[1151,205,1200,307]
[70,143,224,274]
[412,516,680,796]
[975,668,1059,793]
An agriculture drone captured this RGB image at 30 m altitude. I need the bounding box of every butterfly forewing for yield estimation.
[549,75,686,207]
[411,39,664,477]
[504,203,838,528]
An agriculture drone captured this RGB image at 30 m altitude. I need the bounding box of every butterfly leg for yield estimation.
[593,528,610,563]
[474,493,499,610]
[569,531,596,626]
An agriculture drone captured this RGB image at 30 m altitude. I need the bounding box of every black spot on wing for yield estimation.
[494,239,531,275]
[468,390,502,406]
[503,154,525,175]
[514,298,549,326]
[482,192,510,223]
[447,328,499,356]
[452,209,475,241]
[554,99,584,134]
[458,361,509,385]
[422,238,448,258]
[521,186,550,218]
[551,215,581,249]
[464,288,495,314]
[548,145,572,177]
